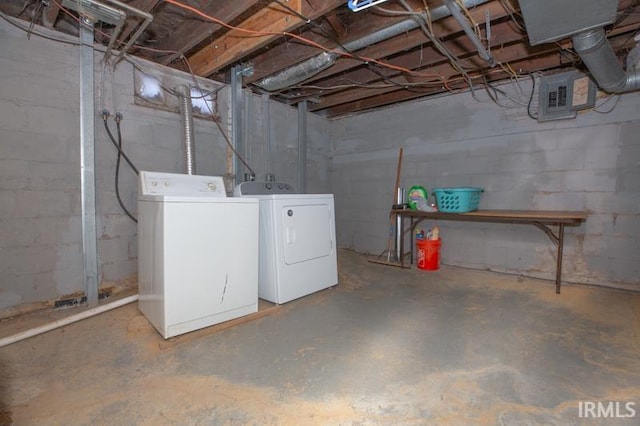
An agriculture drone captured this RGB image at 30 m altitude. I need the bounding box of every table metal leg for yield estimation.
[399,215,405,268]
[556,223,565,294]
[410,217,414,264]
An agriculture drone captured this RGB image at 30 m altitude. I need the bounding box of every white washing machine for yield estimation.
[137,171,259,339]
[234,181,337,304]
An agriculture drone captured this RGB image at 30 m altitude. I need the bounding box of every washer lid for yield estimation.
[139,171,226,197]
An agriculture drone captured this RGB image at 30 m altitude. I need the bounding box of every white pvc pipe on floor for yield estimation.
[0,294,138,348]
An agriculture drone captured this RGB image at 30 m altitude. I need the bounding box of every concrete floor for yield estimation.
[1,249,639,425]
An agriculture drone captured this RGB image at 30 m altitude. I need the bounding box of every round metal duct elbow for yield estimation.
[572,29,636,93]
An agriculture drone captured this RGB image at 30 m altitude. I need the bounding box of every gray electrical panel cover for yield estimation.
[538,71,597,122]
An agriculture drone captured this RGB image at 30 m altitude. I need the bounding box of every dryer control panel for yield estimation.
[234,181,297,196]
[139,171,226,197]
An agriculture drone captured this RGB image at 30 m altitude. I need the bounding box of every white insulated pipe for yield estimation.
[0,294,138,348]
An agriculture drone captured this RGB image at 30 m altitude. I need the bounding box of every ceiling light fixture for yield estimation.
[348,0,391,12]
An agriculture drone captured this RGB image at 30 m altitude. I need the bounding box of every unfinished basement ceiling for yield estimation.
[2,0,640,117]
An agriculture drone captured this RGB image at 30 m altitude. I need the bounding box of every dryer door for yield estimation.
[281,202,333,265]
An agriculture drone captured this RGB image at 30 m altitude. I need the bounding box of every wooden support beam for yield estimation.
[324,9,347,41]
[320,30,638,117]
[304,19,528,109]
[42,1,61,28]
[188,0,305,76]
[158,0,262,65]
[244,0,421,84]
[307,2,512,84]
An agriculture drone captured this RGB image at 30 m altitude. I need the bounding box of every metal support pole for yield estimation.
[556,223,565,294]
[231,65,244,184]
[394,187,404,261]
[297,101,307,193]
[79,18,99,306]
[262,93,273,179]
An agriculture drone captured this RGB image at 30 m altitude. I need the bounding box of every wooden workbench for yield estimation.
[393,209,587,294]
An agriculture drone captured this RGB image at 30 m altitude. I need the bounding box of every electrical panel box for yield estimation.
[538,71,597,122]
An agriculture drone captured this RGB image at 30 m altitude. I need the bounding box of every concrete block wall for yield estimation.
[239,94,331,193]
[95,61,230,286]
[1,21,84,308]
[330,81,640,290]
[0,19,332,309]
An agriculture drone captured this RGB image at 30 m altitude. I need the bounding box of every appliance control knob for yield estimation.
[285,184,291,190]
[207,182,217,191]
[287,209,293,217]
[266,182,273,190]
[278,184,284,189]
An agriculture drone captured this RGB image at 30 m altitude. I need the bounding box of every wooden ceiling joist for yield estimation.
[188,0,304,76]
[158,0,263,65]
[117,0,161,47]
[188,0,345,77]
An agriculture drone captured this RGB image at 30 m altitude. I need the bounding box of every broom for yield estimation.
[368,147,408,268]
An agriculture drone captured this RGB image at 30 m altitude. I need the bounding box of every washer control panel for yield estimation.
[234,181,297,196]
[140,171,226,197]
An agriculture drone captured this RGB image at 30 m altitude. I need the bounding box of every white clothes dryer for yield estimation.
[234,181,338,304]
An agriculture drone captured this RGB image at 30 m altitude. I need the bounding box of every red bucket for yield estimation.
[416,238,441,271]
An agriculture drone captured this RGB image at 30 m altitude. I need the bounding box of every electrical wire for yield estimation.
[526,73,538,120]
[378,1,473,79]
[26,0,43,40]
[274,0,434,93]
[614,0,639,27]
[102,114,138,223]
[178,57,257,177]
[593,94,621,114]
[117,53,257,177]
[115,116,138,223]
[161,0,447,83]
[0,10,81,45]
[498,0,527,33]
[102,114,140,175]
[47,0,258,177]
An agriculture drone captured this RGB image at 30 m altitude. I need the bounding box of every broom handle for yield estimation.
[393,147,403,205]
[387,148,403,261]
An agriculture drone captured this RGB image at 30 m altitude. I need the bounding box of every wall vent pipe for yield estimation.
[572,28,640,94]
[176,85,196,175]
[254,0,492,92]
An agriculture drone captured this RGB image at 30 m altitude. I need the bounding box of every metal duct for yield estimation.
[342,18,420,52]
[176,85,196,175]
[518,0,639,95]
[572,29,640,94]
[254,0,492,92]
[257,53,337,92]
